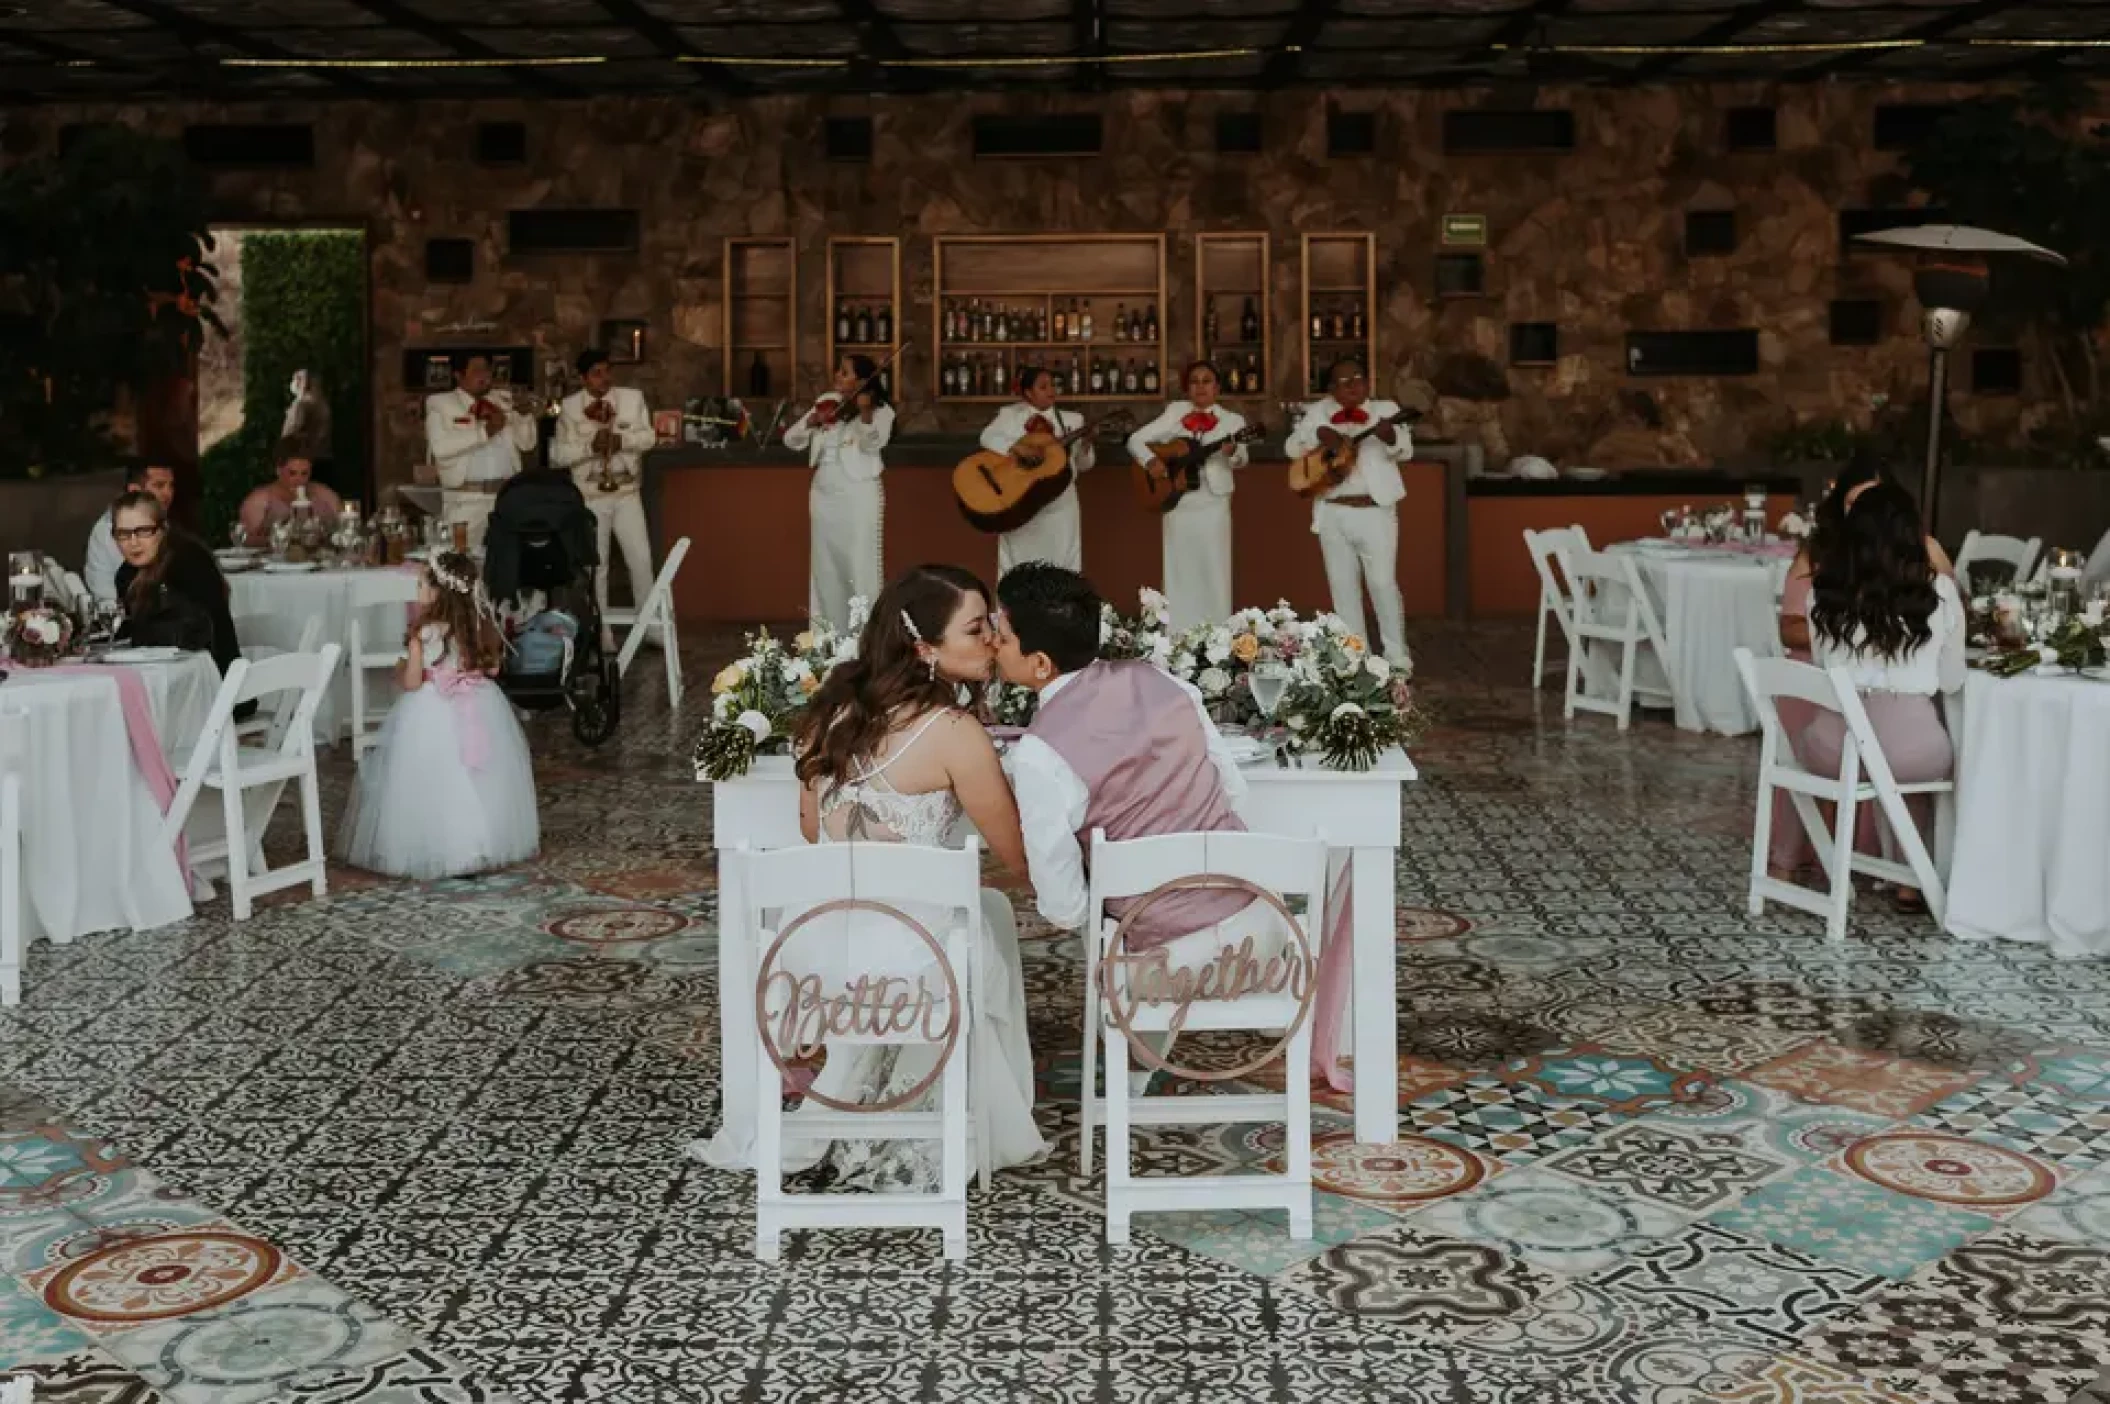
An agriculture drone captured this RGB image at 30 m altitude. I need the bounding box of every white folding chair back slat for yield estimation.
[1733,647,1953,943]
[1562,547,1670,732]
[738,838,984,1262]
[1955,530,2043,594]
[617,535,690,709]
[236,616,324,743]
[1080,828,1330,1246]
[165,645,342,921]
[1523,526,1589,690]
[0,711,25,1007]
[348,604,408,761]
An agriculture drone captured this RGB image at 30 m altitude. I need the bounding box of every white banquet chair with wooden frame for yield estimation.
[1,711,25,1007]
[738,838,985,1263]
[164,646,342,922]
[616,535,690,710]
[1563,547,1673,732]
[235,615,324,744]
[1078,829,1330,1247]
[1524,525,1590,689]
[1733,647,1953,944]
[1954,530,2043,595]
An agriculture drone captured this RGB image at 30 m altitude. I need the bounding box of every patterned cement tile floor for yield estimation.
[5,620,2110,1404]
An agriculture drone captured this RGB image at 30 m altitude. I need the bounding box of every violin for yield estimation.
[796,344,907,433]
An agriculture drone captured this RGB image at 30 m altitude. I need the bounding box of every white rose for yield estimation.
[1366,655,1391,682]
[1204,631,1231,665]
[1286,714,1306,731]
[29,617,58,645]
[845,596,871,631]
[1329,702,1366,721]
[736,710,772,742]
[713,693,736,720]
[1099,615,1113,646]
[1171,651,1194,677]
[1149,636,1172,668]
[1138,587,1170,622]
[1335,654,1361,678]
[780,661,803,684]
[2038,645,2060,666]
[1198,666,1230,697]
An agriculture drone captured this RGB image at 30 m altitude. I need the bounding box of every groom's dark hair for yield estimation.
[998,563,1101,674]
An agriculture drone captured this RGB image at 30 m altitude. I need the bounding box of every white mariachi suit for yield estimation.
[1125,401,1246,632]
[980,401,1094,575]
[552,386,658,633]
[1283,397,1413,665]
[785,395,893,632]
[424,387,538,550]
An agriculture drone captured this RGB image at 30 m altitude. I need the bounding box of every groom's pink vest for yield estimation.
[1027,659,1251,951]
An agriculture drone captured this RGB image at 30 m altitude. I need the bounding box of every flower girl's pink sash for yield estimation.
[425,665,491,771]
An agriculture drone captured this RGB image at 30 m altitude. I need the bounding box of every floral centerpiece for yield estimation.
[692,601,861,781]
[1981,610,2110,678]
[3,604,75,667]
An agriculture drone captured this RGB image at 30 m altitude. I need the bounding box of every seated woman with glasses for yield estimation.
[110,490,244,684]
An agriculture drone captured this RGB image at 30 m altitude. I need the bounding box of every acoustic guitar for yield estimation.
[1132,422,1267,514]
[953,409,1135,534]
[1286,406,1420,499]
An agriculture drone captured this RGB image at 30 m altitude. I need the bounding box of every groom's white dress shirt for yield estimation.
[1005,669,1247,934]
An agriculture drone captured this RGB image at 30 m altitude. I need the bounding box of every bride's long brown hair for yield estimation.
[794,564,990,790]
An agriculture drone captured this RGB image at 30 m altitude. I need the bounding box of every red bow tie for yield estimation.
[1024,414,1054,436]
[1331,407,1369,426]
[1181,412,1218,434]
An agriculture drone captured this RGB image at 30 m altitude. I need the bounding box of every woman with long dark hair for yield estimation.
[1797,480,1964,910]
[787,352,894,632]
[110,489,241,677]
[691,564,1048,1188]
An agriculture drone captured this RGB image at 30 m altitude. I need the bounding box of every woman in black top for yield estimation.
[109,489,243,677]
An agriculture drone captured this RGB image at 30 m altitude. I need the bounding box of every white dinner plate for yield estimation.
[261,561,320,574]
[1219,733,1275,765]
[101,646,185,664]
[218,557,260,573]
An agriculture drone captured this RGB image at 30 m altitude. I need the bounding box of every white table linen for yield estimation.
[707,748,1417,1156]
[229,567,420,741]
[0,652,218,945]
[1584,543,1793,735]
[1944,669,2110,959]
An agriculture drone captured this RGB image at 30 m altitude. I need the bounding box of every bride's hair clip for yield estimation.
[899,609,923,642]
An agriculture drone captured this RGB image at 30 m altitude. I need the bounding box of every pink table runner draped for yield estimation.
[50,662,190,875]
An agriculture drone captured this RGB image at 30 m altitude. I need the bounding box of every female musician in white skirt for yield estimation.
[1125,360,1249,631]
[787,354,894,632]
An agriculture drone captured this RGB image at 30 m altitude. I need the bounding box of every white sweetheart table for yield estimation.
[707,748,1417,1157]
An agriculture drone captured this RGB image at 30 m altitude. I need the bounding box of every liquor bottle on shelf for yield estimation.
[1246,353,1262,394]
[1241,297,1260,343]
[1081,304,1094,342]
[1143,305,1157,342]
[1088,358,1106,395]
[1350,302,1364,341]
[1122,359,1139,395]
[1331,305,1346,340]
[1069,353,1082,391]
[1052,302,1067,342]
[1112,305,1127,343]
[748,350,770,397]
[855,304,873,345]
[942,303,956,341]
[1204,302,1220,346]
[836,301,853,344]
[876,303,892,343]
[1312,307,1326,339]
[941,358,956,396]
[1142,361,1160,395]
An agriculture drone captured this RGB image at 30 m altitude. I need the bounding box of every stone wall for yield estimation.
[0,82,2069,492]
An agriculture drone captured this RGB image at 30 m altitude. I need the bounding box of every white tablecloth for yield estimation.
[0,651,219,945]
[229,567,420,741]
[1584,543,1794,735]
[1945,669,2110,959]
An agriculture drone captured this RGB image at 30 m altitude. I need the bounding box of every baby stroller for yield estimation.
[482,468,620,746]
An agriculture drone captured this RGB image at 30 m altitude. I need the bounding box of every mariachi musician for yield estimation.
[1282,358,1412,665]
[978,365,1094,574]
[424,352,538,551]
[1124,361,1249,631]
[785,354,894,632]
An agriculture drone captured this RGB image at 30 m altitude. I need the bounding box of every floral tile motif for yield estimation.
[1833,1132,2059,1220]
[1495,1046,1714,1115]
[1836,1010,2060,1077]
[1543,1120,1794,1214]
[1905,1320,2109,1404]
[2020,1049,2110,1103]
[0,1273,98,1364]
[8,1347,168,1403]
[1462,1280,1791,1401]
[2010,1164,2110,1247]
[1915,1079,2110,1168]
[1401,1076,1634,1166]
[1586,1007,1819,1077]
[1398,1014,1567,1071]
[1289,1132,1498,1211]
[1412,1166,1694,1276]
[1590,1222,1886,1346]
[1918,1229,2110,1336]
[1276,1225,1557,1342]
[1749,1043,1987,1120]
[1635,1078,1898,1168]
[28,1226,304,1334]
[1709,1354,1919,1403]
[1687,983,1890,1036]
[1712,1165,1996,1279]
[1136,1192,1398,1276]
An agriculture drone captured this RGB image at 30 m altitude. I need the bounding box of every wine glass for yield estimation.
[229,519,249,551]
[1249,661,1291,721]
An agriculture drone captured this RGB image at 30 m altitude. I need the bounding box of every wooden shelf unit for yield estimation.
[1301,232,1377,397]
[723,237,796,400]
[825,237,901,400]
[931,234,1168,403]
[1195,232,1271,401]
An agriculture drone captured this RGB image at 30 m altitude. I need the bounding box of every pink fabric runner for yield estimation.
[1308,855,1357,1093]
[51,663,189,876]
[424,665,492,771]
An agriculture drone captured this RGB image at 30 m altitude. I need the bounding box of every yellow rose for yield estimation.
[793,630,817,653]
[1342,634,1366,654]
[1231,633,1260,664]
[710,660,748,695]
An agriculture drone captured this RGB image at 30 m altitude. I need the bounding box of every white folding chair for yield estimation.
[235,616,324,744]
[616,536,690,710]
[59,570,91,614]
[1562,547,1672,731]
[2083,527,2110,587]
[347,607,403,762]
[1079,829,1330,1246]
[1734,647,1953,943]
[0,711,25,1007]
[739,838,983,1263]
[1524,525,1590,689]
[164,647,341,922]
[1955,530,2043,595]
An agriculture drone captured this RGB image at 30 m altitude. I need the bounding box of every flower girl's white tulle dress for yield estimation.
[338,623,539,879]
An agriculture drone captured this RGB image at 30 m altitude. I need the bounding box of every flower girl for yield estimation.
[339,551,540,879]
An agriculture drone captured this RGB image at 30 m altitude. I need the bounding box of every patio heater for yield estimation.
[1851,225,2067,530]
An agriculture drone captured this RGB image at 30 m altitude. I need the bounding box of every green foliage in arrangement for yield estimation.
[0,125,220,478]
[198,231,367,539]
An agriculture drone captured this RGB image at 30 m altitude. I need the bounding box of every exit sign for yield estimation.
[1442,214,1487,247]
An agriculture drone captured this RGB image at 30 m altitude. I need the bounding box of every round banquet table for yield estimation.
[1943,668,2110,959]
[228,565,420,742]
[1582,541,1795,736]
[0,650,219,945]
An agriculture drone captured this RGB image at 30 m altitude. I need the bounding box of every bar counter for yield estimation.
[643,438,1801,624]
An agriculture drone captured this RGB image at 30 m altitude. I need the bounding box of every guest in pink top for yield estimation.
[237,439,344,548]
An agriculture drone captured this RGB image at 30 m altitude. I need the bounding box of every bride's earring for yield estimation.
[925,650,938,682]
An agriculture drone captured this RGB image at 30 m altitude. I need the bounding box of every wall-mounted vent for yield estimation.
[824,116,873,162]
[475,122,526,165]
[972,114,1102,158]
[1685,210,1737,257]
[426,239,474,284]
[1509,323,1558,366]
[1215,112,1262,154]
[182,123,314,169]
[1443,109,1575,153]
[1327,108,1376,156]
[1434,253,1485,298]
[1626,330,1760,377]
[1874,104,1958,152]
[1725,106,1777,152]
[507,209,640,254]
[1829,299,1883,346]
[1971,346,2022,395]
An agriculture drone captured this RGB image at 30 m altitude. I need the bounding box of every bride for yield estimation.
[692,564,1049,1189]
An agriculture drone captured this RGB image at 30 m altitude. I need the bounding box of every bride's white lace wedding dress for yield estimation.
[691,711,1048,1191]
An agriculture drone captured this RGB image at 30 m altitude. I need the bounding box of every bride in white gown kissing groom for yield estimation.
[694,561,1336,1190]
